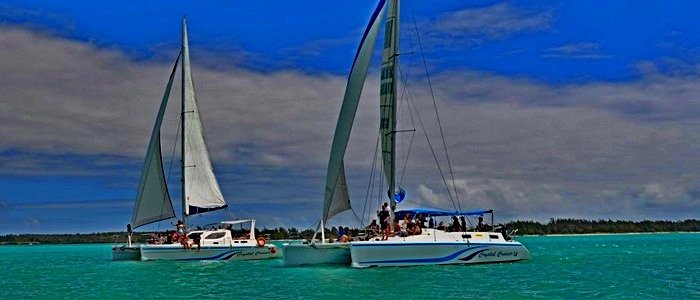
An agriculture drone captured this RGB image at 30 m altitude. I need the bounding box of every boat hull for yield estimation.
[112,246,141,261]
[282,243,351,267]
[140,244,279,261]
[350,240,530,268]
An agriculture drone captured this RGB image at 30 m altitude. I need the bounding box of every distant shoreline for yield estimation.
[522,231,699,237]
[1,218,697,244]
[1,232,699,246]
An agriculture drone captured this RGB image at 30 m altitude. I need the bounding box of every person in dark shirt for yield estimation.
[379,202,390,240]
[477,216,489,232]
[451,216,462,232]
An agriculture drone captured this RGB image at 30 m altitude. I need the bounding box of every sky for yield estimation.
[1,0,699,234]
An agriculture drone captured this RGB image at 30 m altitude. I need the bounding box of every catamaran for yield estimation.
[285,0,530,267]
[112,18,278,261]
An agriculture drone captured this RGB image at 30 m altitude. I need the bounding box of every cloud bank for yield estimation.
[1,25,699,232]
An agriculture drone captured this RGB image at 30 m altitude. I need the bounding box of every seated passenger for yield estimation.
[412,223,422,235]
[344,227,353,241]
[406,219,415,235]
[477,216,489,232]
[437,221,446,231]
[393,219,406,237]
[366,220,380,238]
[451,216,462,232]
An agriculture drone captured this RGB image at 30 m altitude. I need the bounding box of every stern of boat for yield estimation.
[282,242,351,267]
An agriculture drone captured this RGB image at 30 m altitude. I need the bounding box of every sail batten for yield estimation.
[131,53,181,229]
[322,0,387,225]
[181,18,227,216]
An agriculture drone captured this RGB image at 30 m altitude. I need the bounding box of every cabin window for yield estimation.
[489,234,499,239]
[462,234,471,239]
[205,232,226,239]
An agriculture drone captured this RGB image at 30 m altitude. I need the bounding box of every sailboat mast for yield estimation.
[381,0,400,213]
[181,17,188,229]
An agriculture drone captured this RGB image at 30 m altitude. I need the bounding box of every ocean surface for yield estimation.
[0,233,697,299]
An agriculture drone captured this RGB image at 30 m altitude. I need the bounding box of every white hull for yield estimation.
[112,246,141,261]
[282,243,351,267]
[350,230,530,268]
[140,244,279,261]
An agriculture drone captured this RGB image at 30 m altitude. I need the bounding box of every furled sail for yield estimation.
[131,53,181,229]
[181,19,228,215]
[322,0,387,224]
[380,0,400,208]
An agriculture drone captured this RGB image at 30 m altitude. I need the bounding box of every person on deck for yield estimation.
[175,220,189,249]
[366,219,380,239]
[379,202,390,240]
[393,219,405,237]
[344,227,353,241]
[451,216,462,232]
[428,217,435,229]
[460,216,467,233]
[477,216,488,232]
[411,219,423,235]
[406,218,415,235]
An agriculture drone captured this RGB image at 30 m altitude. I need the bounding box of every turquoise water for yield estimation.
[0,233,697,299]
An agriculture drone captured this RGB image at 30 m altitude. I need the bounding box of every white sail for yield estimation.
[322,0,387,224]
[380,0,400,208]
[182,19,227,215]
[131,54,180,228]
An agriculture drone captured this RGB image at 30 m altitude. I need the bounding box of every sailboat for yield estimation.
[285,0,530,267]
[112,18,279,261]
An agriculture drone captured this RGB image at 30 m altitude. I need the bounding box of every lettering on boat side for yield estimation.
[477,250,519,258]
[233,250,269,257]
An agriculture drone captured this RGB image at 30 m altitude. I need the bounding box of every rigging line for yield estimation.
[361,134,381,226]
[377,149,384,212]
[396,64,417,186]
[406,79,459,211]
[408,0,462,210]
[157,117,182,232]
[350,208,365,227]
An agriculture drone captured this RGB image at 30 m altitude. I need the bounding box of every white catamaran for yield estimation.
[112,18,278,261]
[285,0,530,267]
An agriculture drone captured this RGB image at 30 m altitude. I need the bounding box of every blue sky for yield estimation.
[1,0,700,234]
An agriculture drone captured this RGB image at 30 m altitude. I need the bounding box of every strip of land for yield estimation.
[1,219,697,244]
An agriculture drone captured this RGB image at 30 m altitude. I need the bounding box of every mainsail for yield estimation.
[131,53,181,229]
[380,0,400,209]
[181,18,228,216]
[322,0,387,225]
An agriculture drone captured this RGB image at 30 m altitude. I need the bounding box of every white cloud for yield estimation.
[432,3,552,39]
[544,42,611,59]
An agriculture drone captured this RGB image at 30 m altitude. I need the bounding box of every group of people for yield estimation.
[361,203,493,239]
[144,220,201,250]
[327,226,354,243]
